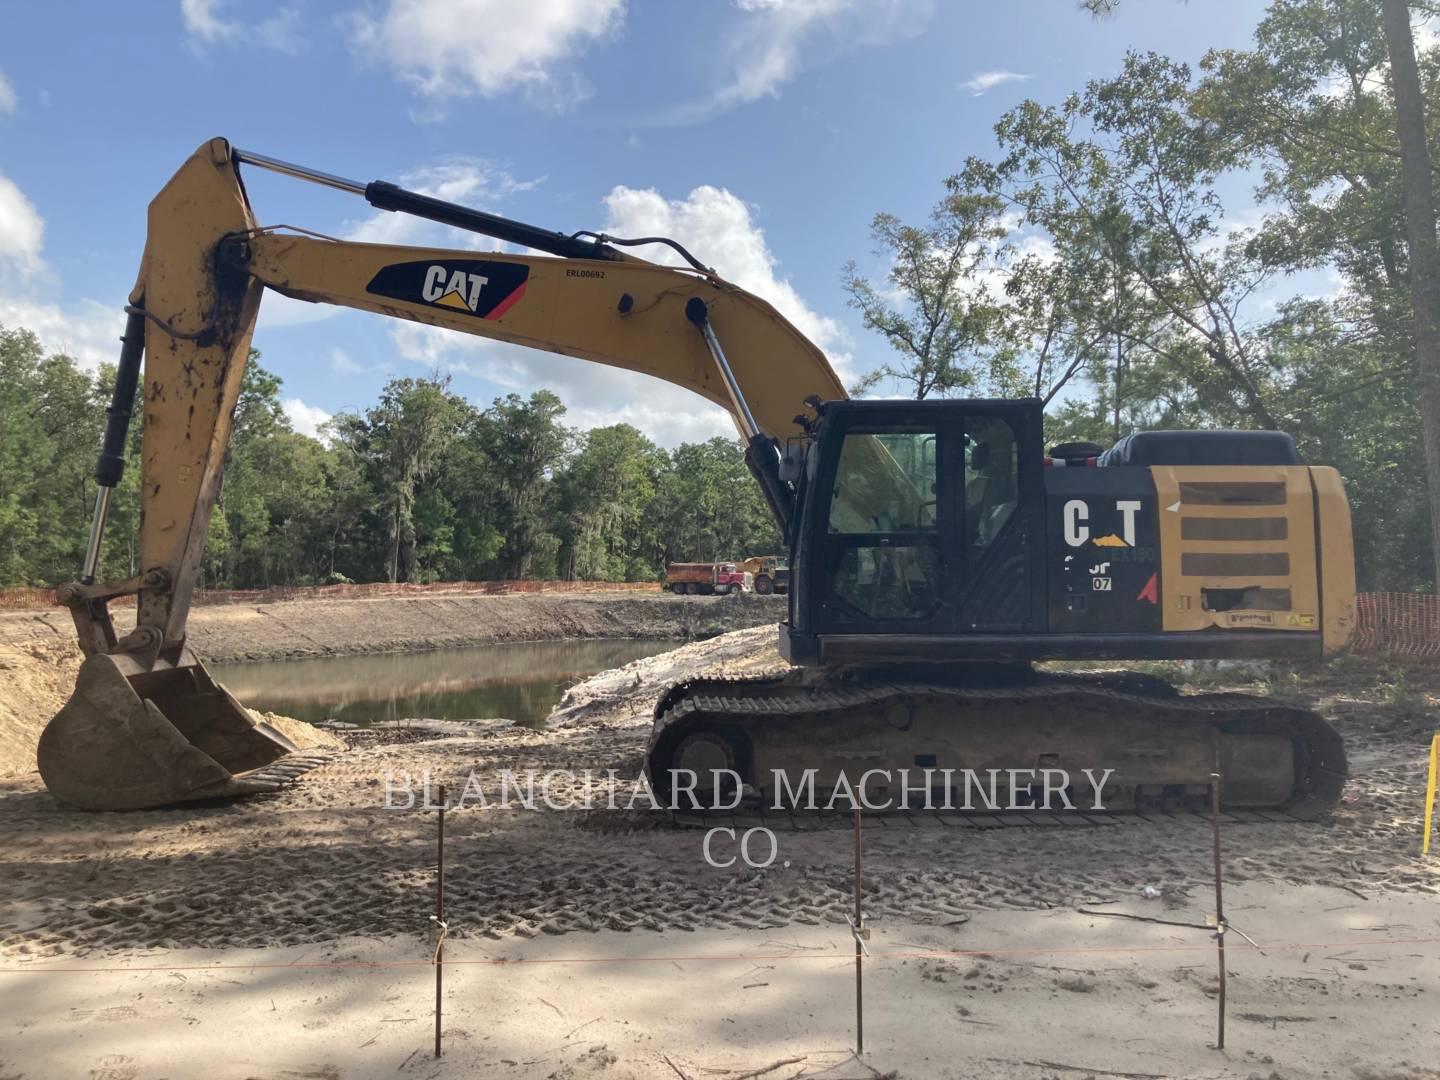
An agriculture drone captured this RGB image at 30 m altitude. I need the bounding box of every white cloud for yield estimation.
[350,0,624,111]
[330,347,364,375]
[0,296,126,371]
[566,394,737,446]
[1415,15,1440,54]
[283,397,333,438]
[254,7,303,50]
[1195,205,1269,256]
[389,321,739,447]
[0,171,127,369]
[260,291,338,327]
[181,0,232,40]
[0,172,44,272]
[380,181,851,446]
[661,0,931,124]
[181,0,303,52]
[961,70,1031,95]
[0,71,16,116]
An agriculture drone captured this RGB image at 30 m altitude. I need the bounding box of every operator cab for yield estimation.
[785,398,1043,663]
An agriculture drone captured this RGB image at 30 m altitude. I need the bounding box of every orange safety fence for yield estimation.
[1353,592,1440,663]
[0,579,661,611]
[0,587,59,610]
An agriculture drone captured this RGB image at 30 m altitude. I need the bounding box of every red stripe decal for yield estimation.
[485,281,527,321]
[1137,572,1158,604]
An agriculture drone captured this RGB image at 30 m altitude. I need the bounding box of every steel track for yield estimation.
[647,670,1348,824]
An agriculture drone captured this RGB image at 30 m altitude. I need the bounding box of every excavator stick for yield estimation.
[38,138,299,811]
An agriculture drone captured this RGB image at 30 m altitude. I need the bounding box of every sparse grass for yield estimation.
[1374,666,1431,718]
[1125,659,1269,690]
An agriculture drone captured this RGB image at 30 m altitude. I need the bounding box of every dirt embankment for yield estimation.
[0,592,784,777]
[0,591,783,663]
[0,640,78,783]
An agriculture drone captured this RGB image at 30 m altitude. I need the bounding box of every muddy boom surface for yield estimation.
[646,670,1347,821]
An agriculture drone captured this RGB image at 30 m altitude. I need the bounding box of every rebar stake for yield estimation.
[853,805,864,1057]
[435,782,446,1059]
[1210,771,1226,1050]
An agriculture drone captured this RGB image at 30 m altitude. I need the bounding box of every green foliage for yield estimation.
[649,438,782,567]
[963,52,1287,432]
[476,390,571,580]
[0,326,132,586]
[554,424,666,581]
[1373,663,1431,716]
[0,328,782,590]
[367,375,469,583]
[841,184,1015,399]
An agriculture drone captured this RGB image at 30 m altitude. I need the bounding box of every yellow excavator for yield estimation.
[40,139,1355,816]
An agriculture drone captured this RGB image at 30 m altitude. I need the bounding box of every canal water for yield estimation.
[211,638,679,729]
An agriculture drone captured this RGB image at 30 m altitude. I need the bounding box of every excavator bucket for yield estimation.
[38,651,297,811]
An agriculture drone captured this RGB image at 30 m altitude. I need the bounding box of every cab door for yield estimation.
[810,409,960,636]
[954,406,1044,633]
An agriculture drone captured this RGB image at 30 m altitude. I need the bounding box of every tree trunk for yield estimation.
[1381,0,1440,588]
[400,502,416,584]
[386,499,401,584]
[1112,271,1122,443]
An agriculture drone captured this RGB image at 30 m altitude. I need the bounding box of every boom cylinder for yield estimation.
[684,296,794,532]
[232,147,620,261]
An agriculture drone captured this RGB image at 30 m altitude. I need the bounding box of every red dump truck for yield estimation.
[663,562,752,596]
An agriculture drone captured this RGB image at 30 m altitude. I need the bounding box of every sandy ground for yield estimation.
[1,619,1438,1077]
[2,886,1436,1080]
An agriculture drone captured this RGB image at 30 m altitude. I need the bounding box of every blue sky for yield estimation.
[0,0,1275,446]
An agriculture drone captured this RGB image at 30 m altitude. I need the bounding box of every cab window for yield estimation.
[964,416,1018,546]
[828,430,938,533]
[824,428,941,622]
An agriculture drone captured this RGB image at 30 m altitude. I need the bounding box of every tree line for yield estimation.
[0,328,780,590]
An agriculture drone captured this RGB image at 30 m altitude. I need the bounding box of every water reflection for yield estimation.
[211,638,678,729]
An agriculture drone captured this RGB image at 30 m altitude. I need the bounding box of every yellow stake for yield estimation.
[1424,733,1439,856]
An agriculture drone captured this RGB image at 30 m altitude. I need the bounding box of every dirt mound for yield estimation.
[253,711,347,752]
[181,592,780,663]
[547,625,789,727]
[0,593,783,776]
[0,639,82,779]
